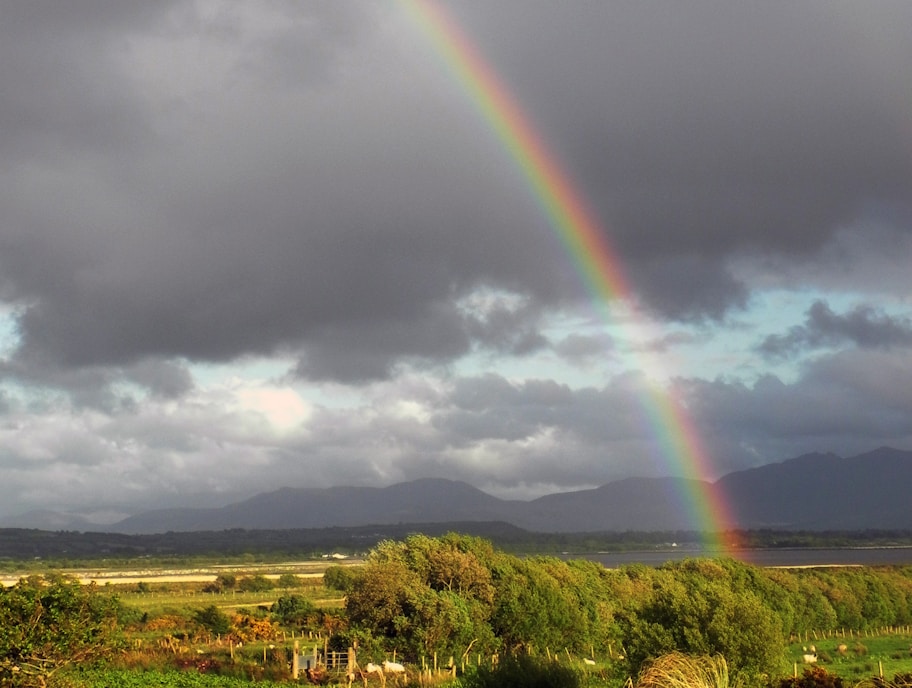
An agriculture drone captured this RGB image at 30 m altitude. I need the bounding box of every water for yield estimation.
[573,547,912,568]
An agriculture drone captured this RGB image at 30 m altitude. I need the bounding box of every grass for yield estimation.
[635,653,730,688]
[787,634,912,681]
[114,584,343,617]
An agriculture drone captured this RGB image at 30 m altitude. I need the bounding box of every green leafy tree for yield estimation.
[277,573,303,589]
[237,574,274,592]
[216,573,237,590]
[272,595,315,627]
[0,574,120,687]
[347,535,498,659]
[193,604,231,636]
[323,564,360,593]
[618,561,785,682]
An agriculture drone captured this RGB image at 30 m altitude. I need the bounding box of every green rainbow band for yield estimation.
[402,0,735,548]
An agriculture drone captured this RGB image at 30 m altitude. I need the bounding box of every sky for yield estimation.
[2,1,912,524]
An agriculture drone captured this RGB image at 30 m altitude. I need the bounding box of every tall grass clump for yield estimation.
[457,655,581,688]
[636,653,731,688]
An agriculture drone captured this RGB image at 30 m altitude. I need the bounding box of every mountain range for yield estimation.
[6,447,912,534]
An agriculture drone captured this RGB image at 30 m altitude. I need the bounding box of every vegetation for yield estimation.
[0,574,120,687]
[8,534,912,687]
[56,668,291,687]
[458,655,582,688]
[636,653,730,688]
[343,534,912,684]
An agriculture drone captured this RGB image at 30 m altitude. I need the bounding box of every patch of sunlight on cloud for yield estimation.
[387,399,432,422]
[233,385,313,433]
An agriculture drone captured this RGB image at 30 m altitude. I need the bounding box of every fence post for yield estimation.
[293,640,300,679]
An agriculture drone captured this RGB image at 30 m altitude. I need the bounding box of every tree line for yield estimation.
[6,533,912,686]
[329,534,912,684]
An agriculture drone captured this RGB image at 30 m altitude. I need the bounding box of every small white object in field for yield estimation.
[383,660,405,673]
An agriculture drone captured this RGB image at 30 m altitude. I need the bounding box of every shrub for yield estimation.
[324,565,360,593]
[777,666,845,688]
[194,604,231,636]
[277,573,303,588]
[636,653,729,688]
[238,575,274,592]
[0,575,121,687]
[271,595,315,626]
[458,655,580,688]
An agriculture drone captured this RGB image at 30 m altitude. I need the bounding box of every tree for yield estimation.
[0,574,120,687]
[277,573,303,589]
[272,595,315,627]
[237,575,274,592]
[193,605,231,636]
[323,564,360,593]
[618,562,784,682]
[346,535,498,659]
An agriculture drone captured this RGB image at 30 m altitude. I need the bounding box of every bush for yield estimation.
[458,655,580,688]
[636,653,730,688]
[778,666,846,688]
[324,565,360,593]
[237,575,274,592]
[194,605,231,636]
[271,595,315,626]
[277,573,303,588]
[0,574,121,686]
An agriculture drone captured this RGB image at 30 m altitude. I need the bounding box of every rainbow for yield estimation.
[401,0,736,549]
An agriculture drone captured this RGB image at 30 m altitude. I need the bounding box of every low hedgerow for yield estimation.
[457,655,581,688]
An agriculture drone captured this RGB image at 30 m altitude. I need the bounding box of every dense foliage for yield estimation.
[458,655,582,688]
[346,535,912,684]
[0,574,120,687]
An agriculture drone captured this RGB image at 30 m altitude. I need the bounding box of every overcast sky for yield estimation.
[2,1,912,523]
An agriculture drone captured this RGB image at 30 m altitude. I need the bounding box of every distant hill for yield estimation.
[0,510,100,531]
[110,478,520,534]
[6,447,912,534]
[719,446,912,530]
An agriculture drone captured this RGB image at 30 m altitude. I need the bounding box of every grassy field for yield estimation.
[786,633,912,681]
[115,579,345,615]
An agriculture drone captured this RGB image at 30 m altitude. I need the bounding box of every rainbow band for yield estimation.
[402,0,736,548]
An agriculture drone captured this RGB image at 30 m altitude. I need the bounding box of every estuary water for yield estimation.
[577,547,912,568]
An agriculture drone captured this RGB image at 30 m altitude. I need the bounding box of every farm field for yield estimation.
[786,633,912,682]
[0,558,356,588]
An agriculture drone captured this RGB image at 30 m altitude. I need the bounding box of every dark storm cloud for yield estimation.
[1,2,573,381]
[0,2,192,166]
[3,1,911,381]
[2,1,912,524]
[759,300,912,358]
[444,1,912,319]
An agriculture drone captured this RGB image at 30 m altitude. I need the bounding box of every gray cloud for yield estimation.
[759,300,912,358]
[1,2,912,520]
[1,2,909,380]
[445,1,912,318]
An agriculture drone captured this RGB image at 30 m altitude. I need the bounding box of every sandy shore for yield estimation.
[0,566,327,588]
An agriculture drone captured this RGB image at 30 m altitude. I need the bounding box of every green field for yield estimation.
[786,633,912,682]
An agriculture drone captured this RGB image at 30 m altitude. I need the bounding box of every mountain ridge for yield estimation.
[6,447,912,534]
